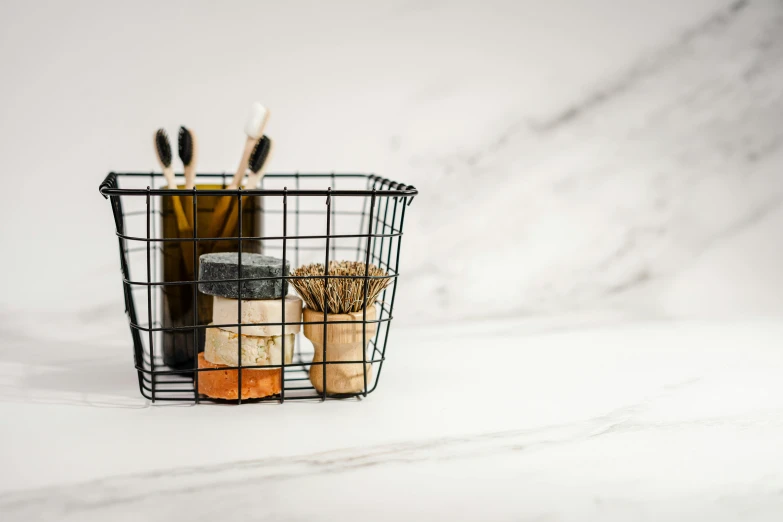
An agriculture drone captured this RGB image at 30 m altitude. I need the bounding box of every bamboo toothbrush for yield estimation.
[236,102,269,187]
[205,102,269,240]
[155,129,178,189]
[178,126,198,190]
[178,126,198,230]
[218,136,273,239]
[155,129,195,275]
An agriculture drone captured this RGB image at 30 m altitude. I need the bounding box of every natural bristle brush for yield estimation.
[218,136,273,238]
[206,102,270,239]
[155,128,194,274]
[290,261,391,395]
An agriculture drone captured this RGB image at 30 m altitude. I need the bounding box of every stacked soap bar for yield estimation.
[196,253,302,400]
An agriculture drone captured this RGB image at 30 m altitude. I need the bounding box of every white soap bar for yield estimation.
[212,295,302,336]
[204,324,294,368]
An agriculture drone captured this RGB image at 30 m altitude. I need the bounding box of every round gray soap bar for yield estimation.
[198,253,289,299]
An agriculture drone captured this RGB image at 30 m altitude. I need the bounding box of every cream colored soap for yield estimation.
[204,324,294,368]
[212,295,302,336]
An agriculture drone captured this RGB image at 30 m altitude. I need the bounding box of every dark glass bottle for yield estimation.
[160,187,262,370]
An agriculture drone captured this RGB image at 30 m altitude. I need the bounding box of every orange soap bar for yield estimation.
[196,353,281,400]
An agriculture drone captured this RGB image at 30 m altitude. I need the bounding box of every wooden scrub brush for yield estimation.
[290,261,391,395]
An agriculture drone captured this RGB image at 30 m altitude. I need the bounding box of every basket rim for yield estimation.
[99,171,418,201]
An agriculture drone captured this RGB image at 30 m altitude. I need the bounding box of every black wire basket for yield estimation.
[99,171,417,404]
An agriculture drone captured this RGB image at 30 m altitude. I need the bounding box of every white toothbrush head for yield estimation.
[244,102,269,139]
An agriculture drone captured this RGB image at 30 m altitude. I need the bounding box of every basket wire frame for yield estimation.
[100,172,416,403]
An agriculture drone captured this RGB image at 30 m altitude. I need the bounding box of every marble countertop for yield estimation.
[1,311,782,521]
[1,0,782,519]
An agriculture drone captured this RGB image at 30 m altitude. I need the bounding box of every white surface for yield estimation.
[0,312,782,520]
[1,1,783,520]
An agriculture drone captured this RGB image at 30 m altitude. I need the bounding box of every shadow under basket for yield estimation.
[99,171,417,404]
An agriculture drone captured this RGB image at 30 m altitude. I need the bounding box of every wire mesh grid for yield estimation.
[99,172,417,403]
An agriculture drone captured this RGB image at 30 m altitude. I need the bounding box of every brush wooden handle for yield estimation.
[206,105,269,240]
[183,130,198,190]
[162,166,178,190]
[204,136,257,240]
[184,166,197,190]
[181,187,195,237]
[162,167,195,275]
[216,144,273,240]
[171,195,195,276]
[304,307,377,395]
[230,136,256,189]
[182,132,198,231]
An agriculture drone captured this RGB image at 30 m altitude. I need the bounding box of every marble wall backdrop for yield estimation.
[0,0,780,324]
[399,0,783,323]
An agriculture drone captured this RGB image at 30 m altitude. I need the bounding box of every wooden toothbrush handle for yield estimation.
[184,164,197,190]
[184,130,198,190]
[217,155,271,241]
[172,195,195,276]
[215,195,245,243]
[231,136,256,189]
[204,137,255,240]
[163,167,178,190]
[182,164,196,231]
[162,167,196,275]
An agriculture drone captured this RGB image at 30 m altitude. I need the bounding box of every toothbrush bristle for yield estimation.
[244,102,268,139]
[178,126,193,165]
[248,136,271,173]
[155,129,172,168]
